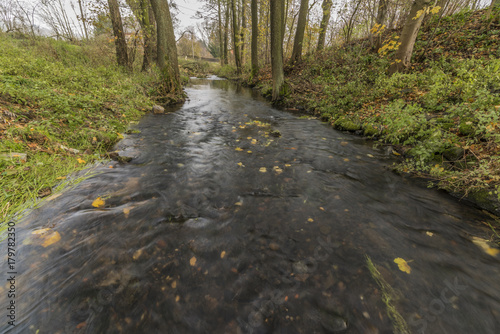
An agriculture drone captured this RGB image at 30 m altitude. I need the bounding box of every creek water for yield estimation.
[1,77,499,334]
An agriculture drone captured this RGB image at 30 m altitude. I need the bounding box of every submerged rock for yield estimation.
[152,105,165,114]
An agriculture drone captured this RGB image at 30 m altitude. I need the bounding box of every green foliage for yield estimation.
[0,33,156,227]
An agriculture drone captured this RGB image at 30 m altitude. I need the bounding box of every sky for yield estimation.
[173,0,205,33]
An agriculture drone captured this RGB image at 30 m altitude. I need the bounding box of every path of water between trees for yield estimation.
[1,77,499,334]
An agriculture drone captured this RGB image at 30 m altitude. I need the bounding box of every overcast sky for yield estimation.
[175,0,204,32]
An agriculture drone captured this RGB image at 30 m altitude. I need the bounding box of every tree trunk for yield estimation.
[251,0,258,76]
[224,2,229,65]
[231,0,242,73]
[218,0,224,65]
[77,0,88,40]
[374,0,387,50]
[291,0,309,62]
[140,0,155,71]
[108,0,130,70]
[316,0,332,51]
[241,0,246,65]
[388,0,430,75]
[486,0,500,29]
[149,0,180,91]
[270,0,285,101]
[126,0,155,71]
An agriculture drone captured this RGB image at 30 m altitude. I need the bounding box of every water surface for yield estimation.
[1,78,499,334]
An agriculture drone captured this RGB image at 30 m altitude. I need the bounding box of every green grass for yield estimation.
[244,8,500,204]
[0,34,162,232]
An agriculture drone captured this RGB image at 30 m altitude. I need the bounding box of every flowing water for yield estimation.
[1,77,499,334]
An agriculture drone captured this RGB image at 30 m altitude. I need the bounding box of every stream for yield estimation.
[1,77,499,334]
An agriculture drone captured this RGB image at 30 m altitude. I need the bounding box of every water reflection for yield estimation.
[1,78,499,334]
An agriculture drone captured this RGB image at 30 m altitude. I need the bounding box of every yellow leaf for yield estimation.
[392,151,401,156]
[307,218,314,223]
[123,207,131,218]
[171,281,177,288]
[251,139,257,145]
[259,167,267,173]
[234,202,242,206]
[237,162,245,167]
[41,231,61,247]
[472,237,500,257]
[319,207,325,211]
[32,228,51,235]
[247,150,252,154]
[273,166,283,174]
[394,257,411,274]
[175,295,180,302]
[92,197,105,208]
[117,132,124,139]
[220,251,226,259]
[190,256,197,266]
[77,158,86,164]
[235,147,243,151]
[285,164,291,167]
[56,176,66,180]
[430,6,441,14]
[426,231,434,237]
[133,248,143,260]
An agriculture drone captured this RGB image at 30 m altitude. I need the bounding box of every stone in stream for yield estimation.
[152,105,165,114]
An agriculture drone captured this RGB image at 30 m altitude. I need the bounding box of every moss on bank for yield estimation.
[239,8,500,214]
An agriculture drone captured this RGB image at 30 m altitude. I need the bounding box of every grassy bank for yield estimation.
[240,8,500,213]
[0,34,173,228]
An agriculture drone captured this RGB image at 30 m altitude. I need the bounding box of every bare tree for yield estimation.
[291,0,309,62]
[149,0,181,92]
[270,0,285,101]
[108,0,130,69]
[251,0,258,76]
[317,0,332,51]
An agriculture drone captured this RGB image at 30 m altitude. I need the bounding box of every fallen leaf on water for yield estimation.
[235,147,243,151]
[237,162,245,167]
[190,256,197,266]
[426,231,434,237]
[76,322,86,329]
[123,207,131,218]
[273,166,283,174]
[133,249,143,260]
[343,158,350,162]
[175,295,180,302]
[367,154,374,158]
[92,197,105,208]
[319,207,325,211]
[247,150,252,154]
[171,281,177,288]
[285,164,291,167]
[307,218,314,223]
[472,237,500,257]
[42,231,61,247]
[394,257,411,274]
[234,202,242,206]
[259,167,267,173]
[77,158,86,164]
[251,139,257,145]
[220,251,226,259]
[32,228,51,235]
[247,137,252,140]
